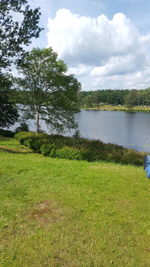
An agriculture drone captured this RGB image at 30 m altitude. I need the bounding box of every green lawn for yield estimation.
[0,138,150,266]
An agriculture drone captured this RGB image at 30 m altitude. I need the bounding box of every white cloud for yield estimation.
[91,53,146,76]
[47,9,150,90]
[67,64,92,77]
[47,10,140,64]
[91,66,150,89]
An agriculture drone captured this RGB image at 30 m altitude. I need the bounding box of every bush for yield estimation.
[23,137,45,152]
[0,129,15,137]
[23,133,49,152]
[15,122,29,133]
[15,132,35,144]
[73,129,81,146]
[106,149,124,163]
[55,146,86,160]
[40,144,58,156]
[120,150,144,166]
[15,132,145,166]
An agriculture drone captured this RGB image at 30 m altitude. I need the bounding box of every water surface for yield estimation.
[76,110,150,152]
[10,110,150,153]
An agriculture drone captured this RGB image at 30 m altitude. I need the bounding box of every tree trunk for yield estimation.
[35,110,40,133]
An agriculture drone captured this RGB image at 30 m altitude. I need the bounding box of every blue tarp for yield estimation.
[144,155,150,178]
[145,166,150,178]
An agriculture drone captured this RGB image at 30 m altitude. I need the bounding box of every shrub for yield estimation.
[55,146,85,160]
[49,146,57,158]
[15,132,35,144]
[24,134,49,152]
[0,129,15,137]
[73,129,81,146]
[120,150,144,166]
[40,144,58,156]
[106,149,124,163]
[15,122,29,133]
[15,132,145,166]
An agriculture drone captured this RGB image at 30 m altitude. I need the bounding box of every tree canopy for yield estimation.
[0,0,42,69]
[15,48,81,133]
[0,0,42,128]
[79,89,150,108]
[0,75,19,127]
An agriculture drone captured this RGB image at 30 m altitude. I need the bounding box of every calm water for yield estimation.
[11,110,150,153]
[76,110,150,153]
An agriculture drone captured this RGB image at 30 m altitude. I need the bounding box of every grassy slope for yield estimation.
[0,138,150,266]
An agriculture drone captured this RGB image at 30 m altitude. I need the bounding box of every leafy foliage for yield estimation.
[15,48,81,133]
[0,0,42,69]
[79,88,150,108]
[15,131,35,143]
[0,128,14,137]
[125,90,140,109]
[40,143,57,157]
[54,146,85,160]
[0,75,19,127]
[15,132,145,166]
[15,122,29,133]
[0,0,42,128]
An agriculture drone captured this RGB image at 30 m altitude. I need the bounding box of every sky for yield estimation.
[28,0,150,91]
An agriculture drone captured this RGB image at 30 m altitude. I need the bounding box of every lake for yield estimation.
[76,110,150,153]
[11,110,150,153]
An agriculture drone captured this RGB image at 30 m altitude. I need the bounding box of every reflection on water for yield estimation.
[76,110,150,153]
[10,110,150,153]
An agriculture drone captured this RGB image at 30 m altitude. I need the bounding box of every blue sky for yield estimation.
[28,0,150,90]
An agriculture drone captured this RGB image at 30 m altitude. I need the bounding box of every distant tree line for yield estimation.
[79,88,150,108]
[11,87,150,110]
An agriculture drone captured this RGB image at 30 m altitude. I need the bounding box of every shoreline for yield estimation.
[81,105,150,112]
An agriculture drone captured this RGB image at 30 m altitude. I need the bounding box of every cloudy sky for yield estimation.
[28,0,150,91]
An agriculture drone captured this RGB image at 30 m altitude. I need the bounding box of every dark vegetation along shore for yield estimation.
[13,131,145,166]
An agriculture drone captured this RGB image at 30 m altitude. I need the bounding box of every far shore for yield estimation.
[81,104,150,112]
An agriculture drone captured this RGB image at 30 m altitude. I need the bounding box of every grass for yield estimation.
[82,104,150,112]
[0,137,150,266]
[0,136,32,154]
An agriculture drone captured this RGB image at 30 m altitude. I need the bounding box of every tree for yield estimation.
[0,0,42,69]
[125,90,138,109]
[15,48,81,133]
[0,0,42,128]
[144,88,150,106]
[0,75,19,127]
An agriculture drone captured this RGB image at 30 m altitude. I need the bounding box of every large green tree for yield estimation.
[0,74,19,127]
[15,48,81,133]
[0,0,42,128]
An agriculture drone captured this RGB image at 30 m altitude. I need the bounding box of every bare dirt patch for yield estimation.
[29,200,63,224]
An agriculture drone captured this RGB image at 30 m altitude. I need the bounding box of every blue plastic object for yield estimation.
[144,155,150,169]
[145,166,150,178]
[144,155,150,178]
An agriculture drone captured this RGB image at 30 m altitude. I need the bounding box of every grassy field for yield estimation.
[82,105,150,112]
[0,137,150,266]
